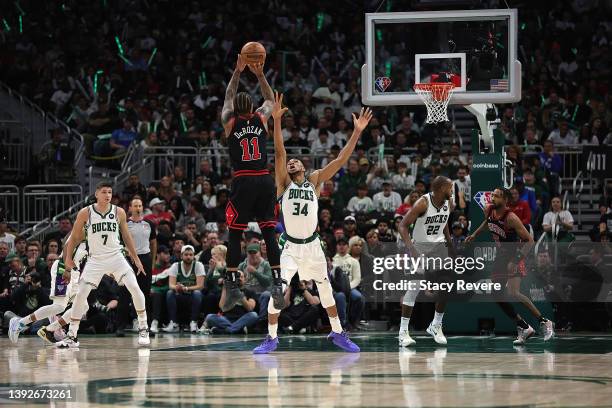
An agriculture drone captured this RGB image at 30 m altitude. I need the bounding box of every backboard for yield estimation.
[361,9,521,106]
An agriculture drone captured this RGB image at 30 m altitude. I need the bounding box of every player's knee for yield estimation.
[267,298,281,315]
[402,287,419,307]
[318,282,336,309]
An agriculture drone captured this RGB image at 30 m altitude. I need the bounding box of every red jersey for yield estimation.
[227,112,268,173]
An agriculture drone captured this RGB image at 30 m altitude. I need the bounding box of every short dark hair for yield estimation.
[96,180,113,190]
[234,92,253,115]
[499,188,512,201]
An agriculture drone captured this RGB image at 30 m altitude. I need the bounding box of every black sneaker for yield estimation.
[271,284,285,310]
[115,327,125,337]
[37,326,57,344]
[222,280,244,312]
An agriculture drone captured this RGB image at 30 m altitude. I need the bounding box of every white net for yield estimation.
[414,83,455,124]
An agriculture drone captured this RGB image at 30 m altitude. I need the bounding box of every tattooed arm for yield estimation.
[222,54,246,136]
[248,63,274,123]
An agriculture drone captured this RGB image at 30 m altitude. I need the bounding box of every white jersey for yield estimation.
[412,193,450,244]
[281,180,318,239]
[86,204,123,258]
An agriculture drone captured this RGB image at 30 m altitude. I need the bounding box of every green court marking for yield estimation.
[153,333,612,354]
[2,370,608,408]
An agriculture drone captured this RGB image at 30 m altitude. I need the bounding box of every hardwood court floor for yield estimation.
[1,332,611,407]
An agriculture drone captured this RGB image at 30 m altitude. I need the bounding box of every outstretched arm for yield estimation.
[221,55,246,135]
[271,92,291,194]
[309,108,373,187]
[249,63,274,122]
[465,207,491,243]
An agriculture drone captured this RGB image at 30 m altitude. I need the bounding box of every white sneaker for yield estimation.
[190,321,198,333]
[426,322,447,345]
[8,317,26,344]
[150,320,159,334]
[138,329,150,346]
[513,325,535,345]
[56,336,80,349]
[162,321,179,333]
[541,320,555,341]
[399,330,416,347]
[197,323,210,334]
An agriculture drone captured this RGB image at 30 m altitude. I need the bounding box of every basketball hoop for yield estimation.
[414,83,455,124]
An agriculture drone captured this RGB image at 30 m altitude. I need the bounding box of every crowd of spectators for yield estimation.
[1,0,612,333]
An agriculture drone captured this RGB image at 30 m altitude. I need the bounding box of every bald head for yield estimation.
[432,176,451,192]
[431,176,453,202]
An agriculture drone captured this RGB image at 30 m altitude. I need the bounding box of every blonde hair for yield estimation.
[211,244,227,260]
[348,236,364,248]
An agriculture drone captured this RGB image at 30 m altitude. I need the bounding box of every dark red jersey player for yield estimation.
[220,54,284,312]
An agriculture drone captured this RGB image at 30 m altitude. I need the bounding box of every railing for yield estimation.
[22,184,83,227]
[534,229,548,256]
[0,185,20,229]
[0,81,86,184]
[113,158,154,191]
[572,171,585,229]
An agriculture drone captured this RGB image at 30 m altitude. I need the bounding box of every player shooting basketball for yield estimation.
[220,53,284,312]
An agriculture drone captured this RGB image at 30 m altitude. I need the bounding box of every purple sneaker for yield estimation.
[328,331,360,353]
[253,335,279,354]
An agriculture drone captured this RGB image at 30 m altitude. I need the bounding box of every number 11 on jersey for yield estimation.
[240,138,261,161]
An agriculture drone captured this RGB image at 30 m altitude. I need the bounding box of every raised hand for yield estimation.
[235,54,247,73]
[352,107,373,133]
[272,91,288,120]
[248,62,265,77]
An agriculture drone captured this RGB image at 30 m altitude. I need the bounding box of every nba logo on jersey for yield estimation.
[474,191,492,211]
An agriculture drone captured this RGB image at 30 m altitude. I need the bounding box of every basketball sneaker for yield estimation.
[270,284,285,310]
[426,322,448,345]
[513,325,535,345]
[8,316,26,344]
[541,319,555,341]
[162,321,179,333]
[150,319,159,334]
[399,330,416,347]
[222,278,245,312]
[138,328,150,346]
[328,331,360,353]
[56,335,80,349]
[253,335,279,354]
[37,326,58,344]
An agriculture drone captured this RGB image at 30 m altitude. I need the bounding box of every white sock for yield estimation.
[432,311,444,325]
[329,315,343,334]
[400,317,410,332]
[19,315,34,326]
[268,323,278,339]
[137,310,148,330]
[67,320,80,338]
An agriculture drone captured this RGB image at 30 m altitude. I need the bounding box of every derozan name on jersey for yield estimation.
[233,125,263,138]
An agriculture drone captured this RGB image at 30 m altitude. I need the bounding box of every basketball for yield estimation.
[241,41,266,64]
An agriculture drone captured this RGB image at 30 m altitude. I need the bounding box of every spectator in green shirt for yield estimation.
[238,242,273,320]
